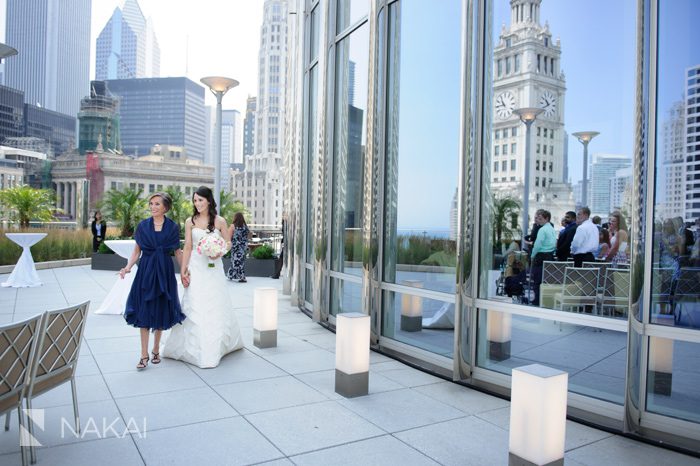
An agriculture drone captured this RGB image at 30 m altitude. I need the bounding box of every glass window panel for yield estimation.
[330,278,362,315]
[309,5,320,62]
[336,0,368,34]
[646,337,700,424]
[382,290,454,357]
[477,310,625,404]
[651,0,700,330]
[330,24,369,275]
[305,267,314,304]
[305,66,319,263]
[481,0,636,320]
[382,0,461,294]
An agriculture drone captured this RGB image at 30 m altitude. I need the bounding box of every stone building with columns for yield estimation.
[51,145,214,226]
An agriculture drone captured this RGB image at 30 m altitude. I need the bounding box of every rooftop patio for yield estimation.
[0,265,697,465]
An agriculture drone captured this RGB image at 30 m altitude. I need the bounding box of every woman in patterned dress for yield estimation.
[227,212,251,282]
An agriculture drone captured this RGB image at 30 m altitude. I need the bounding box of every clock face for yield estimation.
[539,90,557,118]
[495,91,516,119]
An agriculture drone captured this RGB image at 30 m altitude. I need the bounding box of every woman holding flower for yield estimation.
[120,192,185,370]
[161,186,244,368]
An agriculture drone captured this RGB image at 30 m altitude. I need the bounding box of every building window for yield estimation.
[512,127,517,137]
[502,144,507,155]
[511,159,516,170]
[494,162,499,172]
[511,143,516,153]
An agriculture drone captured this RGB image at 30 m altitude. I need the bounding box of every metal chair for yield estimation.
[25,301,89,464]
[0,314,44,466]
[673,268,700,324]
[539,261,572,309]
[652,267,674,314]
[600,268,630,318]
[553,267,600,313]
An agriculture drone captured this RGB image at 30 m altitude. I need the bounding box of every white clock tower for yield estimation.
[492,0,573,228]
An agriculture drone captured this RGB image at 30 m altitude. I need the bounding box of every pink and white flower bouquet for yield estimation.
[196,233,228,268]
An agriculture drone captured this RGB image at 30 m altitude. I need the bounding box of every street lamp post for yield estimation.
[200,76,239,209]
[572,131,600,208]
[513,108,544,247]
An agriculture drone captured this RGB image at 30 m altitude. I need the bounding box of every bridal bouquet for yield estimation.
[196,233,228,268]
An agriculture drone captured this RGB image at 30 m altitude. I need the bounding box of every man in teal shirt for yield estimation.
[531,210,556,306]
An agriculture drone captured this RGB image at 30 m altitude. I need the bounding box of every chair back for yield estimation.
[675,268,700,299]
[562,267,599,299]
[0,314,43,414]
[603,268,630,299]
[28,301,89,398]
[542,261,572,285]
[652,268,674,301]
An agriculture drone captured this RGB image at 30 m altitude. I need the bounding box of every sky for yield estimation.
[0,0,265,113]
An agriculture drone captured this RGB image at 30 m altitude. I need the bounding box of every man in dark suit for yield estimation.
[556,211,577,261]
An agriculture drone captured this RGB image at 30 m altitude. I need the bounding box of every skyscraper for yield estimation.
[589,153,631,217]
[662,101,685,219]
[95,0,160,80]
[684,65,700,222]
[4,0,91,118]
[243,96,257,157]
[221,109,242,190]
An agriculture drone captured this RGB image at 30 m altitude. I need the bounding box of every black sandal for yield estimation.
[151,352,161,364]
[136,357,149,370]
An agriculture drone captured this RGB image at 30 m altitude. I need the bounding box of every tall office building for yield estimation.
[78,81,120,155]
[105,77,206,161]
[684,65,700,222]
[243,96,257,157]
[662,101,685,219]
[491,0,573,225]
[589,153,631,217]
[221,109,242,190]
[4,0,91,118]
[95,0,160,80]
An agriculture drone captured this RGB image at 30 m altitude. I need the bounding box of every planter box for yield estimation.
[91,253,181,273]
[220,256,275,277]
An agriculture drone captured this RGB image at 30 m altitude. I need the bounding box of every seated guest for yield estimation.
[597,228,611,260]
[556,211,577,261]
[530,210,556,306]
[570,207,599,267]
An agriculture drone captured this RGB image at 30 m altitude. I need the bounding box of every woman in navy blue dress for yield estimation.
[119,192,185,370]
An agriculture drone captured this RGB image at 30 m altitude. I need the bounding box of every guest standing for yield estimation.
[91,211,107,252]
[227,212,251,283]
[120,192,185,370]
[530,210,556,305]
[570,207,599,267]
[556,211,577,261]
[606,211,630,266]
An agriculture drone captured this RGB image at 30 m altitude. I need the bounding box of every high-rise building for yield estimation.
[491,0,573,225]
[662,101,685,219]
[0,85,24,142]
[589,153,631,217]
[78,81,120,155]
[105,77,206,161]
[95,0,160,80]
[24,104,76,157]
[221,109,242,190]
[610,166,633,214]
[203,105,215,165]
[243,96,257,157]
[684,65,700,222]
[4,0,91,118]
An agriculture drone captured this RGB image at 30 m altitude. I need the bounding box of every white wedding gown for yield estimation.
[162,228,244,368]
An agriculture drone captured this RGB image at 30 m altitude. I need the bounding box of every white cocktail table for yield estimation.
[94,240,138,315]
[2,233,47,287]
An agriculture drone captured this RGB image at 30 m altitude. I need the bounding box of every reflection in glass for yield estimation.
[477,310,625,404]
[330,24,369,275]
[305,67,319,263]
[335,0,368,34]
[382,290,454,357]
[309,5,320,62]
[330,278,362,315]
[652,0,700,330]
[382,0,461,294]
[305,267,314,304]
[647,338,700,424]
[482,0,635,321]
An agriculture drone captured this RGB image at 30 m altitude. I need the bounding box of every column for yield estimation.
[56,183,63,211]
[69,182,76,219]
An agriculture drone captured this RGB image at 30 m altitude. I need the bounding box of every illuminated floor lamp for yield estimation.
[400,280,423,332]
[200,76,239,209]
[648,336,673,396]
[335,312,370,398]
[487,310,511,361]
[509,364,568,466]
[254,287,278,348]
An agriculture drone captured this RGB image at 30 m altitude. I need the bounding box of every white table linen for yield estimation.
[94,240,138,315]
[2,233,47,288]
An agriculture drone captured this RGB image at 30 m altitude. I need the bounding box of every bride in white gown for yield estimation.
[162,186,243,368]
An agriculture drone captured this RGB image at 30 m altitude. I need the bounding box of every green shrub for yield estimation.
[252,244,275,259]
[0,229,92,265]
[97,242,114,254]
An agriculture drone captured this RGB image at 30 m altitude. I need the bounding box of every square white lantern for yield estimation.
[335,312,370,398]
[254,287,278,348]
[400,280,423,332]
[509,364,568,466]
[487,310,512,361]
[649,336,673,396]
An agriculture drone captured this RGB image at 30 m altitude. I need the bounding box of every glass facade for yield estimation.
[285,0,700,451]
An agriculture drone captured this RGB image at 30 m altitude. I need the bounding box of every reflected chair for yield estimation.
[652,267,674,314]
[600,268,630,318]
[539,261,572,309]
[553,267,600,313]
[0,314,44,466]
[673,268,700,324]
[25,301,89,464]
[582,261,611,292]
